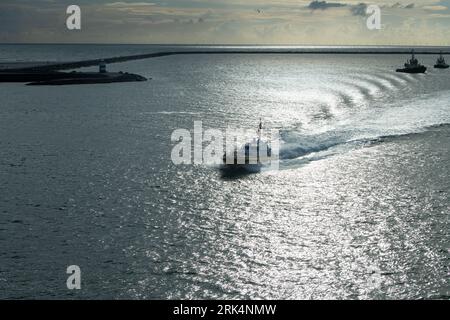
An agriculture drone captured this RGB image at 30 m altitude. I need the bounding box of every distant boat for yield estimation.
[221,119,272,174]
[396,50,427,74]
[434,51,449,69]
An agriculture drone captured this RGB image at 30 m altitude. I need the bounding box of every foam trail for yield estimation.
[278,90,450,163]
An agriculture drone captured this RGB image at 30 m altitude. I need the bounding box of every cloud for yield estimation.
[423,5,448,11]
[350,3,367,16]
[0,0,449,45]
[106,2,156,6]
[308,1,346,11]
[387,2,415,9]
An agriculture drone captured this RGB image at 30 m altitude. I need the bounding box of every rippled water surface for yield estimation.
[0,45,449,299]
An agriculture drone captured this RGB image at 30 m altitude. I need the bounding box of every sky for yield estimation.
[0,0,449,45]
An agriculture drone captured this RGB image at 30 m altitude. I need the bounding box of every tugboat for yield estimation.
[434,51,449,69]
[396,50,427,74]
[221,119,272,174]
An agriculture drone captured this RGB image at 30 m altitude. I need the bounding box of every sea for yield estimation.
[0,44,449,299]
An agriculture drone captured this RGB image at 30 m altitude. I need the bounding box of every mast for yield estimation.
[257,118,262,141]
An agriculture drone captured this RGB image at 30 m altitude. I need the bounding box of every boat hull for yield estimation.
[396,66,427,74]
[220,163,262,174]
[434,64,449,69]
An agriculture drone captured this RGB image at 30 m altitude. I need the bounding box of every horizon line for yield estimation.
[1,42,450,48]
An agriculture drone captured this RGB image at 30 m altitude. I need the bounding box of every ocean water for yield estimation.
[0,45,449,299]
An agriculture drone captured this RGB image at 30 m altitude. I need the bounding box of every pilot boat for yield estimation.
[221,119,272,173]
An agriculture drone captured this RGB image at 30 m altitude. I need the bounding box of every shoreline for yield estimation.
[1,49,450,72]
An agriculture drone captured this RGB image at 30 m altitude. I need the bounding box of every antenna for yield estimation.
[257,118,262,140]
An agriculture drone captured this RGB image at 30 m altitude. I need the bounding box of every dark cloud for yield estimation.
[387,2,415,9]
[350,3,368,16]
[308,1,346,11]
[0,3,63,43]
